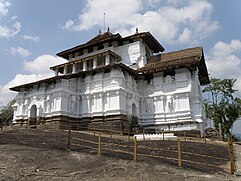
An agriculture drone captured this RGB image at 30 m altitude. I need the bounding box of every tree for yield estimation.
[203,78,241,139]
[0,99,15,127]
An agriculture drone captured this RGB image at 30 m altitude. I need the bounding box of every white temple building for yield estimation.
[10,29,210,134]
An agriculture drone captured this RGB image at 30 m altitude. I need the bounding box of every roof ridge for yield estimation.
[86,31,114,44]
[57,31,164,58]
[162,46,203,55]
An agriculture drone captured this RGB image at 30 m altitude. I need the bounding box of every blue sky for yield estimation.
[0,0,241,132]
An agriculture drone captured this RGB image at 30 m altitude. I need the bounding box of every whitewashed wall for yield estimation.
[114,41,147,68]
[137,68,205,134]
[12,39,206,134]
[13,68,140,123]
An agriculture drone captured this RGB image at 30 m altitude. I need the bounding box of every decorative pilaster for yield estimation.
[64,66,68,75]
[105,54,110,65]
[73,64,77,73]
[93,58,97,69]
[55,68,59,76]
[83,61,87,71]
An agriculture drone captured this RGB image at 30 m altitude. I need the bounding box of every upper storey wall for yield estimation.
[51,40,152,75]
[114,41,147,68]
[61,40,150,71]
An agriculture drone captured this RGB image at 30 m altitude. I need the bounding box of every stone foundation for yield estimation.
[13,114,132,134]
[13,116,202,136]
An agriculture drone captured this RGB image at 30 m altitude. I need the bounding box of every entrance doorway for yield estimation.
[29,105,37,127]
[131,103,138,126]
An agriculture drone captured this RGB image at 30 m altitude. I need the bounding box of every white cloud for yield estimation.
[63,0,219,45]
[146,0,160,7]
[22,34,40,42]
[167,0,179,5]
[159,0,219,41]
[0,0,10,17]
[0,20,21,38]
[206,39,241,93]
[10,46,31,57]
[0,54,67,106]
[63,19,74,30]
[178,28,192,44]
[23,54,67,74]
[11,15,17,20]
[0,1,21,38]
[63,0,141,31]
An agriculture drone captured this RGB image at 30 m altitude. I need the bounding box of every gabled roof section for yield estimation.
[139,47,210,85]
[123,32,165,53]
[57,32,122,59]
[86,31,114,44]
[56,31,165,59]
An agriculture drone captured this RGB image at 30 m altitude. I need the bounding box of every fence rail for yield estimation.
[68,129,232,173]
[0,125,234,174]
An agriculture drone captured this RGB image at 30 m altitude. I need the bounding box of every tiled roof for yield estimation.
[56,32,121,59]
[56,31,164,59]
[138,47,209,85]
[50,50,121,70]
[10,47,210,91]
[10,63,137,92]
[86,31,115,44]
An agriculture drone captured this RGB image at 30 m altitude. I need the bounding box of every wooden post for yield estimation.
[67,129,71,150]
[98,134,101,159]
[228,134,235,174]
[204,133,207,144]
[128,130,130,142]
[163,130,165,141]
[184,132,186,142]
[134,136,137,161]
[110,128,112,139]
[218,122,223,139]
[119,122,123,136]
[142,129,145,141]
[177,139,182,167]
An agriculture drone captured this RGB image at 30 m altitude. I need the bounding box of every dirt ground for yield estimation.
[0,129,240,180]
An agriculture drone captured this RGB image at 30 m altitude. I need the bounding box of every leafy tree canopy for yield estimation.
[0,99,15,126]
[203,78,241,139]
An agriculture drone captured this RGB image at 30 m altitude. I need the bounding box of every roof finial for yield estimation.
[103,13,106,33]
[99,29,101,34]
[135,27,139,34]
[107,26,110,32]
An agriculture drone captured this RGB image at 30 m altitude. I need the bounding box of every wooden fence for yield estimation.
[67,128,234,174]
[0,124,235,174]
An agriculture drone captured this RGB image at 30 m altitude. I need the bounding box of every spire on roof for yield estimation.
[107,26,110,32]
[135,27,139,34]
[99,29,101,35]
[103,13,106,34]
